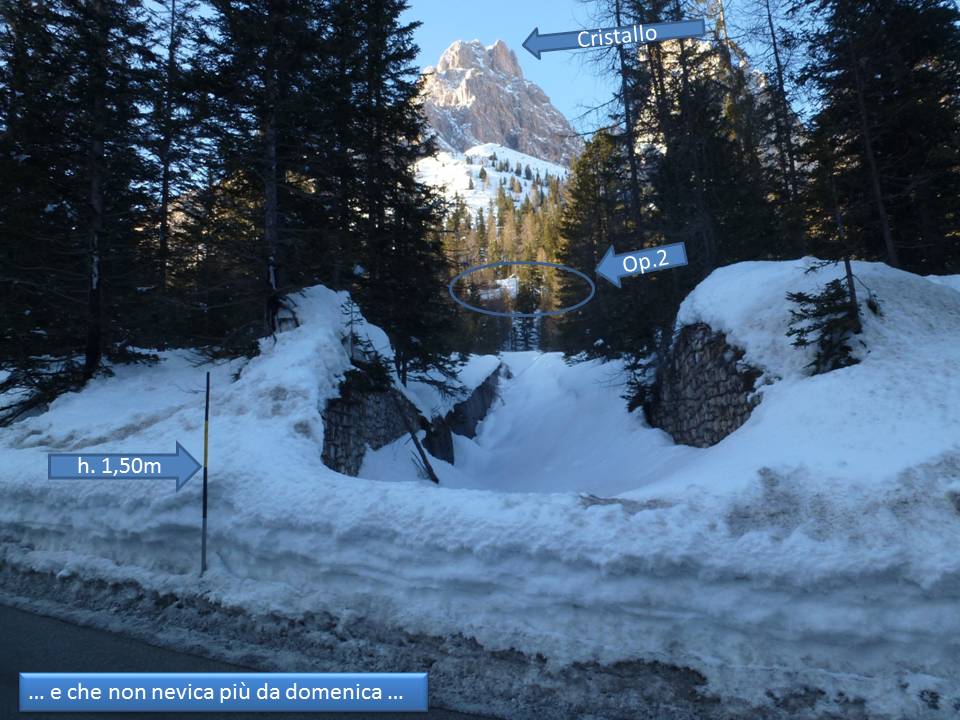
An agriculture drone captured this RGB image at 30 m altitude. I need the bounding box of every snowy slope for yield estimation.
[925,272,960,294]
[416,143,567,215]
[2,260,960,718]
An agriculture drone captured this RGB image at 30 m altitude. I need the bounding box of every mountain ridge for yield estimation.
[420,39,583,167]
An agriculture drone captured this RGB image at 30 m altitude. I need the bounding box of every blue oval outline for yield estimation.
[448,260,596,318]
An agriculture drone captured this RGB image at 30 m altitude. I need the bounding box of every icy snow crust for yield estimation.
[2,260,960,717]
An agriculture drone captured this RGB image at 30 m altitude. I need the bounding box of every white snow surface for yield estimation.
[2,259,960,716]
[671,258,960,490]
[925,272,960,295]
[363,352,692,497]
[416,143,567,215]
[478,275,520,302]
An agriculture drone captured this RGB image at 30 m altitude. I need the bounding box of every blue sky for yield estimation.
[401,0,619,134]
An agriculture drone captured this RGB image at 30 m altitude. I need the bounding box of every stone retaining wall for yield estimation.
[322,364,504,475]
[645,324,762,448]
[321,371,421,476]
[424,365,503,463]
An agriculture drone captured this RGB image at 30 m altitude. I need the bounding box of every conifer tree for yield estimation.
[786,276,862,374]
[0,0,159,418]
[798,0,960,273]
[195,0,332,340]
[148,0,199,295]
[348,0,457,385]
[556,132,638,357]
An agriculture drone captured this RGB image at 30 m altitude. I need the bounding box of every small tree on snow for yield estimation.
[786,276,862,374]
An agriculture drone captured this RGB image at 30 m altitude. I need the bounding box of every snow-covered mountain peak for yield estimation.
[420,39,582,166]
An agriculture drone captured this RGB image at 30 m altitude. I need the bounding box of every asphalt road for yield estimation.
[0,604,494,720]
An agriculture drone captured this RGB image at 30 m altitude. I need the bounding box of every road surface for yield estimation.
[0,604,495,720]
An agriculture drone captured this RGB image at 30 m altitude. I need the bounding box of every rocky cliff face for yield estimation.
[421,40,582,166]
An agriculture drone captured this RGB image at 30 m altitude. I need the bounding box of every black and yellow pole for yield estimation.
[200,371,210,576]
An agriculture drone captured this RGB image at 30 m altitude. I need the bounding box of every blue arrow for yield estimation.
[47,443,202,491]
[523,19,705,60]
[596,242,689,288]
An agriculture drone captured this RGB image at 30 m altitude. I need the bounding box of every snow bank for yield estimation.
[925,272,960,295]
[671,258,960,489]
[2,261,960,718]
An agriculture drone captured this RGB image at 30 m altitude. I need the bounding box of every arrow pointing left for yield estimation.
[47,442,202,491]
[596,242,689,288]
[523,19,706,60]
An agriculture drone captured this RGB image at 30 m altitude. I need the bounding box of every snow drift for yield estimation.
[1,259,959,718]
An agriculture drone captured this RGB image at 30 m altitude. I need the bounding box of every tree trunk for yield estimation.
[916,192,944,271]
[645,42,685,304]
[157,0,178,295]
[763,0,798,200]
[84,155,104,380]
[827,159,862,334]
[672,1,718,272]
[387,389,439,484]
[614,0,643,231]
[84,2,108,381]
[394,351,408,387]
[843,256,861,334]
[264,107,280,335]
[848,39,898,267]
[263,11,281,336]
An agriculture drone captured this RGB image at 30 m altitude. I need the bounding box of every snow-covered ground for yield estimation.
[364,352,696,496]
[2,259,959,718]
[416,143,567,215]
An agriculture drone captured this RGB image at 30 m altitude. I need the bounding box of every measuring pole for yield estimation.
[201,371,210,576]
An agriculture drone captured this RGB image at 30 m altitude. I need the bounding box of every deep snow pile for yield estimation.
[668,259,960,491]
[1,259,959,718]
